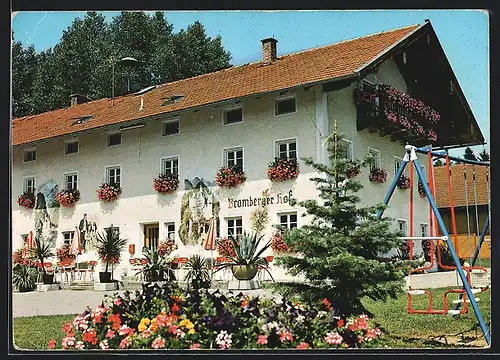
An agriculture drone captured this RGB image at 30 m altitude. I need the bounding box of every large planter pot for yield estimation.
[99,271,112,283]
[231,264,258,281]
[42,273,54,285]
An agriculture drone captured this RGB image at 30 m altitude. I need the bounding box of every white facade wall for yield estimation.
[12,57,431,279]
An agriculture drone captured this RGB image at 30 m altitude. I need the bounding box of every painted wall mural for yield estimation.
[34,179,59,249]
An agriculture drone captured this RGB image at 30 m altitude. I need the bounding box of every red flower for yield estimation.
[171,303,180,314]
[337,319,344,328]
[296,342,310,349]
[47,339,57,349]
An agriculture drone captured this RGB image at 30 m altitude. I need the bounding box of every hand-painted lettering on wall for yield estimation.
[228,190,294,209]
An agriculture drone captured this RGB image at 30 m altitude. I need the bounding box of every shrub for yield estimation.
[184,255,211,291]
[47,283,383,350]
[13,263,38,292]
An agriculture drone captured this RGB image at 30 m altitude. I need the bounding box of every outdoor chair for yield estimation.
[88,261,97,281]
[177,257,189,281]
[62,259,75,282]
[258,256,274,282]
[76,261,89,281]
[129,258,144,281]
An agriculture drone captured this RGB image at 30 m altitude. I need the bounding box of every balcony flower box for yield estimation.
[354,83,440,144]
[418,181,427,198]
[267,157,299,182]
[368,168,387,184]
[347,163,361,179]
[56,188,81,207]
[396,174,410,190]
[97,182,122,202]
[271,231,290,254]
[17,191,35,209]
[215,165,246,188]
[153,173,180,194]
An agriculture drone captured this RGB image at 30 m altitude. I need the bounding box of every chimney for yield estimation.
[261,38,278,63]
[70,93,91,107]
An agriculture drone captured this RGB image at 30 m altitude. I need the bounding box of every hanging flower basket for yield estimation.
[267,158,299,182]
[56,188,81,207]
[347,164,361,179]
[215,165,246,188]
[153,173,180,194]
[396,174,410,190]
[17,191,35,209]
[158,240,178,257]
[56,244,76,262]
[271,231,289,254]
[417,181,427,198]
[97,182,122,202]
[368,168,387,184]
[216,237,237,258]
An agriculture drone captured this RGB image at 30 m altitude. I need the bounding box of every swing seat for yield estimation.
[471,288,483,294]
[452,298,480,304]
[447,310,461,315]
[408,290,426,295]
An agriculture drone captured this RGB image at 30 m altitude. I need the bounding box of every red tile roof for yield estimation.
[433,164,490,208]
[12,24,420,146]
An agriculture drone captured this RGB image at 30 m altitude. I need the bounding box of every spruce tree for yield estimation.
[271,133,413,317]
[478,149,490,162]
[463,147,478,161]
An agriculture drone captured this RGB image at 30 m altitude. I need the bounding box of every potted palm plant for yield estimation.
[137,247,171,283]
[12,263,38,292]
[184,255,211,291]
[94,225,127,283]
[31,234,55,284]
[214,232,274,281]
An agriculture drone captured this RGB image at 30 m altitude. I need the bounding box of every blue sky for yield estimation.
[11,10,490,157]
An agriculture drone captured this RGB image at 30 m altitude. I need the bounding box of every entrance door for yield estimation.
[144,223,160,251]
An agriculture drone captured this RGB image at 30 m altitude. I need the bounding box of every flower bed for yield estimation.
[368,168,387,184]
[215,166,246,188]
[17,191,35,209]
[97,183,122,202]
[396,174,410,190]
[153,173,179,195]
[47,283,383,350]
[354,83,440,143]
[267,158,299,182]
[56,188,81,207]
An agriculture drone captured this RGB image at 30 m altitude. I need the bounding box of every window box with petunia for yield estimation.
[368,168,387,184]
[56,188,81,207]
[153,173,180,194]
[215,165,247,188]
[97,182,122,202]
[267,157,299,182]
[17,191,36,209]
[396,174,410,190]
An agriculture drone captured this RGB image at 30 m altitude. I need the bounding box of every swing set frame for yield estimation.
[377,144,491,346]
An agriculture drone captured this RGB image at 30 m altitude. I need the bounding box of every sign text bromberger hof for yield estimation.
[227,190,294,209]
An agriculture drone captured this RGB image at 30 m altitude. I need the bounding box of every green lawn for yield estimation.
[12,288,490,350]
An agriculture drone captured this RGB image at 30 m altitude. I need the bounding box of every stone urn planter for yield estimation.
[99,271,112,283]
[231,264,258,281]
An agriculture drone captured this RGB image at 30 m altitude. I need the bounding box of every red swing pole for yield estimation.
[445,153,459,256]
[409,159,414,260]
[427,152,434,239]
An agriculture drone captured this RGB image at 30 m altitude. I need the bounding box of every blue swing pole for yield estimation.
[452,216,490,312]
[412,156,490,346]
[376,150,409,220]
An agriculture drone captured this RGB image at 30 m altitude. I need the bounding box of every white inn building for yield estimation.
[11,20,485,280]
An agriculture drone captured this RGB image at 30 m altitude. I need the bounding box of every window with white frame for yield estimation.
[65,140,79,155]
[165,222,176,241]
[161,157,179,175]
[226,217,243,237]
[276,139,297,160]
[338,139,353,161]
[64,172,78,190]
[279,212,298,230]
[106,166,121,187]
[223,106,243,125]
[23,149,36,162]
[397,219,408,236]
[420,223,428,237]
[23,176,35,193]
[63,231,74,245]
[224,147,244,170]
[394,156,404,175]
[107,132,122,147]
[162,119,180,136]
[275,95,296,116]
[368,148,381,171]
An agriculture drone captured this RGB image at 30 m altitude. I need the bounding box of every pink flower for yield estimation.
[190,343,201,350]
[105,330,115,339]
[141,328,152,338]
[75,341,85,350]
[325,332,343,345]
[100,340,109,350]
[279,330,294,343]
[61,336,76,349]
[168,325,178,334]
[113,298,121,306]
[47,339,57,349]
[257,334,268,345]
[151,336,166,349]
[296,342,310,349]
[119,337,131,349]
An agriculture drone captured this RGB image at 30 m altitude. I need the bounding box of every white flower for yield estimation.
[296,314,305,323]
